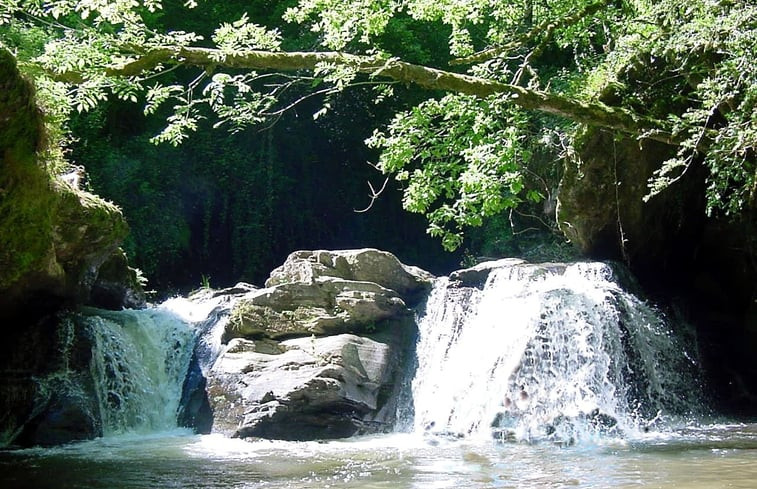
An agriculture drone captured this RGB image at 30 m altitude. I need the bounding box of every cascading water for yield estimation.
[161,290,237,376]
[410,261,702,443]
[8,263,757,489]
[79,307,195,435]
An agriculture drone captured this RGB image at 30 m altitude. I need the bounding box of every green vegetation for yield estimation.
[0,47,51,288]
[0,47,128,299]
[1,0,754,287]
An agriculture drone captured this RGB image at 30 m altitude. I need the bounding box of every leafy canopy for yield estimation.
[1,0,754,249]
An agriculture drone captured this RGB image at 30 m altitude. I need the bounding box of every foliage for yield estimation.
[1,0,754,259]
[68,90,458,291]
[367,94,540,250]
[639,2,756,216]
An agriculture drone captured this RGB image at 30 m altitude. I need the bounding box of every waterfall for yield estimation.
[161,293,232,376]
[82,307,195,435]
[411,261,702,443]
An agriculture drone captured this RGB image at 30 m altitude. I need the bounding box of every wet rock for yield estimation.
[448,258,525,288]
[0,313,102,447]
[15,383,101,447]
[189,249,425,441]
[177,353,213,434]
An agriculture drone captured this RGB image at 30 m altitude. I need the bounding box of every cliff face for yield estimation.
[0,49,142,319]
[557,127,707,282]
[0,49,147,447]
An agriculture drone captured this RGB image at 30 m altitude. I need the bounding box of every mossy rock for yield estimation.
[556,126,704,271]
[90,249,146,309]
[0,49,131,316]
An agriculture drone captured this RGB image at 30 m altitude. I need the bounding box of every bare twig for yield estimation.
[354,176,389,213]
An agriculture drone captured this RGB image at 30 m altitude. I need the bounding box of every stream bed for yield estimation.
[2,259,746,488]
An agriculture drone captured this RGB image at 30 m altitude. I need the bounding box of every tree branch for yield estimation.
[99,45,677,144]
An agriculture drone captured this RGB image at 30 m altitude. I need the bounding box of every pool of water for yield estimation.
[3,423,757,489]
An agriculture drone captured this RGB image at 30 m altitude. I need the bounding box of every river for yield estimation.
[3,424,757,488]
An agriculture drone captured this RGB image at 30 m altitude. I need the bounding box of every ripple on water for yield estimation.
[2,427,757,489]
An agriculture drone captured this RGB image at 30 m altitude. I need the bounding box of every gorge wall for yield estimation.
[0,49,145,446]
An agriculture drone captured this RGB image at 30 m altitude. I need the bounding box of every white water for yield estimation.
[160,291,239,375]
[78,262,701,442]
[81,307,195,434]
[411,262,701,443]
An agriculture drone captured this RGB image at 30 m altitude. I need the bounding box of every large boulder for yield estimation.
[201,249,428,440]
[266,249,433,306]
[89,249,146,310]
[225,277,410,341]
[207,328,413,440]
[0,49,145,447]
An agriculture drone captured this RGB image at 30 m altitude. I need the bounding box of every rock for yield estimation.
[266,249,434,306]
[448,258,526,288]
[0,49,131,319]
[0,313,102,448]
[556,127,702,269]
[207,327,413,440]
[225,277,411,341]
[15,382,101,447]
[177,353,213,434]
[89,249,146,310]
[201,249,424,439]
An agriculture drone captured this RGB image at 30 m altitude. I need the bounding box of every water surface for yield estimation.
[3,424,757,489]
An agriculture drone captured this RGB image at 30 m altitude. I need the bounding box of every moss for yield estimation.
[0,48,129,310]
[0,49,43,158]
[54,186,129,262]
[0,163,58,288]
[0,49,56,289]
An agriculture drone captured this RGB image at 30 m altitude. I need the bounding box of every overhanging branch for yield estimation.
[101,45,678,145]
